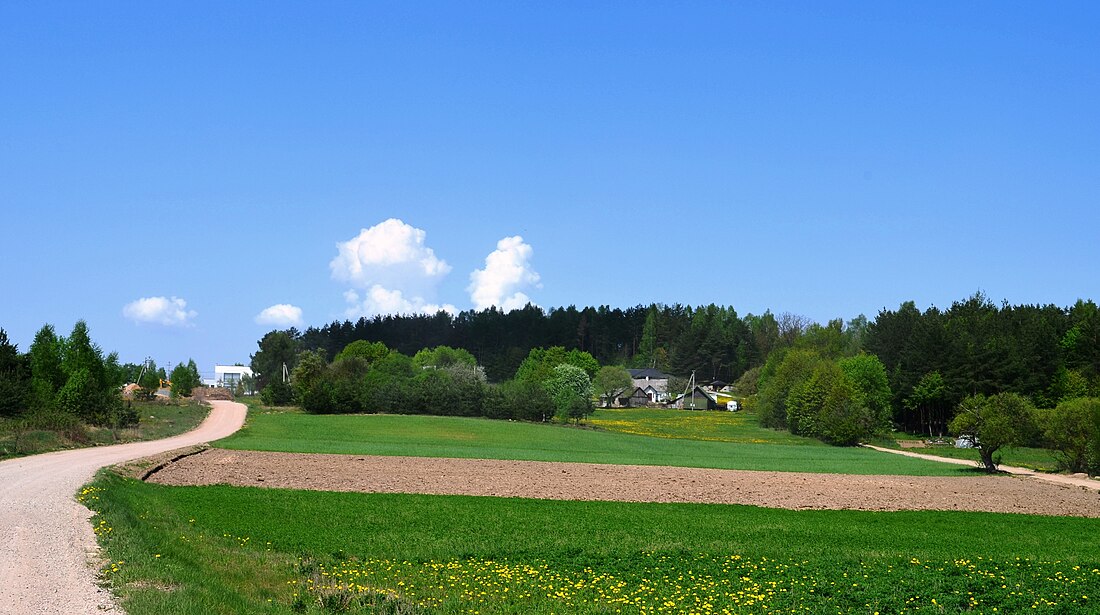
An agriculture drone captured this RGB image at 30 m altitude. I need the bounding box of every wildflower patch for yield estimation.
[300,553,1100,614]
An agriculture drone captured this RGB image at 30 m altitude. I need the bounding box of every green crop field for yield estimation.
[215,409,970,476]
[85,473,1100,615]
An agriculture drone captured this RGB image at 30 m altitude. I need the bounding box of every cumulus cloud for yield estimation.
[331,219,455,317]
[344,285,457,318]
[123,296,197,327]
[255,304,303,327]
[468,236,541,311]
[330,218,451,291]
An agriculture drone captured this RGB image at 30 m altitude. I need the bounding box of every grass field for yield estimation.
[216,408,971,476]
[0,399,210,460]
[85,472,1100,615]
[588,408,813,444]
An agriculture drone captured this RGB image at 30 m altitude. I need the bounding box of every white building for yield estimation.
[214,364,253,389]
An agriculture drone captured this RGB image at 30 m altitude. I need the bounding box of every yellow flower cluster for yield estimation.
[295,552,1100,615]
[590,411,765,443]
[76,485,103,504]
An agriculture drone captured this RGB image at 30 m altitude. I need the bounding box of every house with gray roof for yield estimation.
[627,368,670,402]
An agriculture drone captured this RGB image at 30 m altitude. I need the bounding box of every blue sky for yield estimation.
[1,2,1097,377]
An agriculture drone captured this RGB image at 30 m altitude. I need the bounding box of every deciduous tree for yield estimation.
[1041,397,1100,475]
[949,392,1037,472]
[594,366,632,407]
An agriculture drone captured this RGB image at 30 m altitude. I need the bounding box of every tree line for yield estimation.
[288,304,801,384]
[864,294,1100,434]
[266,341,601,425]
[251,293,1100,465]
[0,322,204,430]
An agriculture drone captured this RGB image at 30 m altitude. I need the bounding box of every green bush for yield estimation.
[1041,397,1100,474]
[260,380,294,406]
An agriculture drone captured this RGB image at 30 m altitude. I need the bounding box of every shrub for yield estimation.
[261,380,294,406]
[1041,397,1100,474]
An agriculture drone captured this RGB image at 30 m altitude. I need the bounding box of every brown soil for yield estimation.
[147,449,1100,517]
[191,387,234,402]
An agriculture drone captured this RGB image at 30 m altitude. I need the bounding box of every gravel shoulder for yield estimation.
[0,400,246,615]
[148,448,1100,517]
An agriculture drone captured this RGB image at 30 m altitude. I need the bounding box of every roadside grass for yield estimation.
[215,410,970,476]
[873,433,1061,472]
[0,399,210,460]
[235,395,268,413]
[86,472,1100,615]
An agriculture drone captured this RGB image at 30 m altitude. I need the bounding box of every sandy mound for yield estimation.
[145,449,1100,517]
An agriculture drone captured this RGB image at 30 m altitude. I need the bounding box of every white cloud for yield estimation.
[330,218,451,291]
[255,304,303,327]
[344,284,456,318]
[330,219,456,317]
[468,236,541,311]
[123,296,197,327]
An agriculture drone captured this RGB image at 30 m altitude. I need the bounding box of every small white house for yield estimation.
[214,364,253,389]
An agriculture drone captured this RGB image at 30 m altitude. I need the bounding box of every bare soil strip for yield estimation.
[0,401,246,615]
[149,448,1100,517]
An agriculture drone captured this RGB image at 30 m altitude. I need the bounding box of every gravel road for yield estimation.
[0,400,246,615]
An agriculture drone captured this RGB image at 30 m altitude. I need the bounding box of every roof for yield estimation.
[670,386,718,403]
[628,368,670,379]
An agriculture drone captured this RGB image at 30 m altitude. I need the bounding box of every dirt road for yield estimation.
[0,400,246,615]
[861,444,1100,491]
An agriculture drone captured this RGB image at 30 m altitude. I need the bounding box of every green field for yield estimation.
[85,473,1100,615]
[215,409,970,476]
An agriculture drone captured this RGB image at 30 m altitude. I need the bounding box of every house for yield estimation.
[669,386,718,410]
[707,379,728,392]
[214,364,253,389]
[627,368,671,402]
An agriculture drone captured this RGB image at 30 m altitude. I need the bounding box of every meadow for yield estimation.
[85,473,1100,615]
[82,407,1098,614]
[215,408,970,476]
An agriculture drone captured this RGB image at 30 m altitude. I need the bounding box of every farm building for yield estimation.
[669,386,719,410]
[620,387,653,408]
[603,386,655,408]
